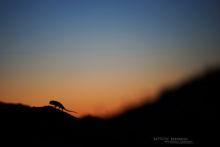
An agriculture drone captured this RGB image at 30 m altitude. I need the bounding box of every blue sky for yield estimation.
[1,0,219,54]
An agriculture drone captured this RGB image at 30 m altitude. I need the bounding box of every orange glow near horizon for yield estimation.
[0,60,200,118]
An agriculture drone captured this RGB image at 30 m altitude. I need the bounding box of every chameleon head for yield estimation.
[49,100,56,105]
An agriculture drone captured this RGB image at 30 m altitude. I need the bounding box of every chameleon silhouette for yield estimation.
[49,100,77,113]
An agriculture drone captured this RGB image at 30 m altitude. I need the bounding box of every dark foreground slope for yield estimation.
[0,103,81,145]
[107,67,219,145]
[0,67,219,146]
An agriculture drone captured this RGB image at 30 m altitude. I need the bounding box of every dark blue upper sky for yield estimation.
[1,0,219,55]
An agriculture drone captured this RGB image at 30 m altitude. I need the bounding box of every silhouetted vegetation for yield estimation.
[0,67,218,146]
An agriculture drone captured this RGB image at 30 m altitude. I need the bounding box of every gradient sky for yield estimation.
[1,0,220,118]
